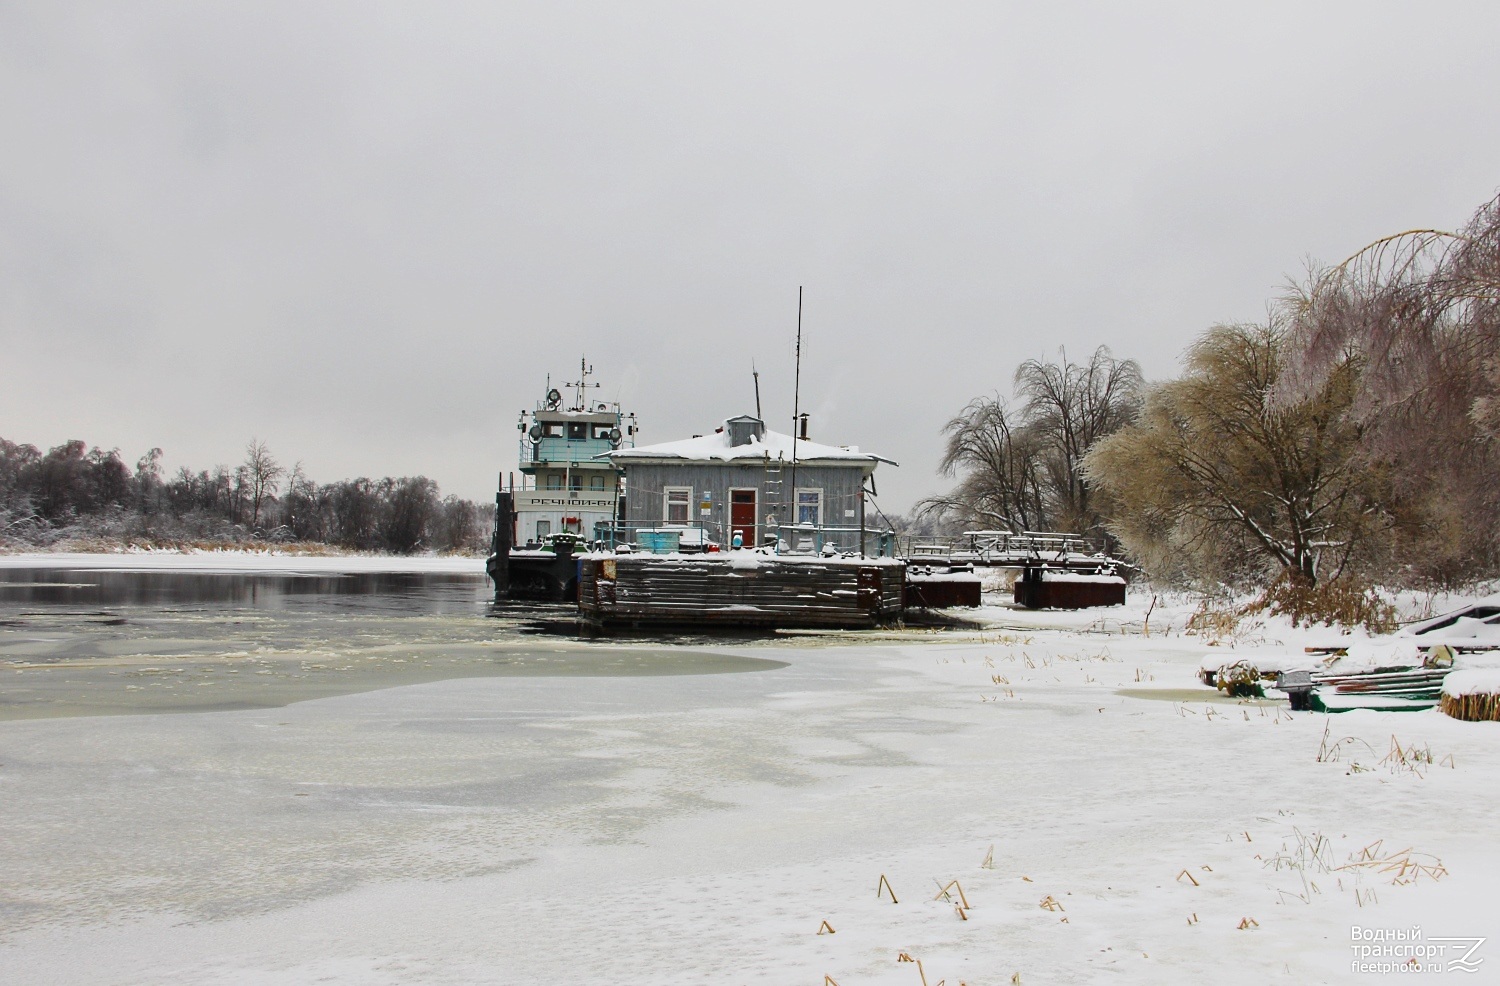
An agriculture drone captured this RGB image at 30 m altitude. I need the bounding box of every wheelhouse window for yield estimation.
[664,487,692,524]
[796,489,823,527]
[566,422,588,441]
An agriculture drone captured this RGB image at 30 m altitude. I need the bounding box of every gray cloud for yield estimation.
[3,2,1498,510]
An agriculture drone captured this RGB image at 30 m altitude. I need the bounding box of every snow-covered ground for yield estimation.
[2,568,1498,983]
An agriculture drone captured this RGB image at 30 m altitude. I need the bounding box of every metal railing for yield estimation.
[592,520,899,558]
[895,530,1112,565]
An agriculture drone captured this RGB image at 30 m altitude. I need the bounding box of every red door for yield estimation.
[730,490,757,547]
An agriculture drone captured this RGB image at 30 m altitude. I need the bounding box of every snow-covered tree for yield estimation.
[1086,321,1379,588]
[923,346,1141,541]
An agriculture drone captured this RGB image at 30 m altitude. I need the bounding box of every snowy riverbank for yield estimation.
[3,587,1498,983]
[0,549,486,575]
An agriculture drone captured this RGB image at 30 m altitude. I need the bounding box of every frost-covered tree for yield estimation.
[923,346,1141,540]
[1014,346,1143,535]
[382,477,439,554]
[242,439,285,530]
[924,395,1049,533]
[1085,322,1379,588]
[1276,191,1500,582]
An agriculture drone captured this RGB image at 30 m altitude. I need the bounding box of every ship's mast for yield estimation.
[564,356,600,412]
[789,287,802,525]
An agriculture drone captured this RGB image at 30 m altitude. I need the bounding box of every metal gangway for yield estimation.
[898,530,1119,572]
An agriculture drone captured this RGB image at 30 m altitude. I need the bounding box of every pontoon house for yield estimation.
[605,414,896,554]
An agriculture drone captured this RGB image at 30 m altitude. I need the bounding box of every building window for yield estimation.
[569,474,582,492]
[591,475,605,491]
[664,487,692,524]
[796,489,823,527]
[546,474,562,489]
[536,520,551,540]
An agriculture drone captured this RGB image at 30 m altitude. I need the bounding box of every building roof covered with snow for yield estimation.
[605,414,896,469]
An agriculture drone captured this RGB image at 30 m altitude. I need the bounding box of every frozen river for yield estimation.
[2,555,1497,984]
[0,562,783,720]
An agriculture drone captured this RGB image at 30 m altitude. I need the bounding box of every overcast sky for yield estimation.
[4,2,1498,512]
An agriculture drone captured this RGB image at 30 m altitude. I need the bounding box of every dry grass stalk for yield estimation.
[1336,845,1448,885]
[933,879,971,908]
[817,920,835,935]
[1176,869,1199,887]
[1316,722,1375,763]
[1379,735,1444,775]
[824,977,840,986]
[1038,895,1064,912]
[1238,917,1260,930]
[1186,912,1199,925]
[981,845,995,869]
[878,873,899,903]
[1440,690,1500,721]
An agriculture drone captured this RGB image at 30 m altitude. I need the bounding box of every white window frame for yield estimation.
[664,486,692,524]
[795,488,823,527]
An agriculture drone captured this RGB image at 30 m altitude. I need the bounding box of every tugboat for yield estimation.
[486,359,637,601]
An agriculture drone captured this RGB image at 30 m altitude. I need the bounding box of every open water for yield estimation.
[0,566,786,720]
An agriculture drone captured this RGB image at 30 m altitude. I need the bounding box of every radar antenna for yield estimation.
[562,356,601,411]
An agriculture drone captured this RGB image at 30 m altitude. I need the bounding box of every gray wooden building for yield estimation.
[606,414,896,553]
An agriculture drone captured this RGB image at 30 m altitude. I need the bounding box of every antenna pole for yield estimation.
[752,362,762,420]
[789,286,802,531]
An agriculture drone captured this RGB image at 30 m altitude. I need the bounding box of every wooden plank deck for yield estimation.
[578,554,905,629]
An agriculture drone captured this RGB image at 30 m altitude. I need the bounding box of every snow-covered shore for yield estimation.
[3,595,1498,983]
[0,549,485,575]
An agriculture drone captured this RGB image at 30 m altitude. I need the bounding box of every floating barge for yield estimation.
[577,553,906,629]
[1012,567,1125,609]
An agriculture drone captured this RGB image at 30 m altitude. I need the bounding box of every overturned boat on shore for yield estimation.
[1200,597,1500,712]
